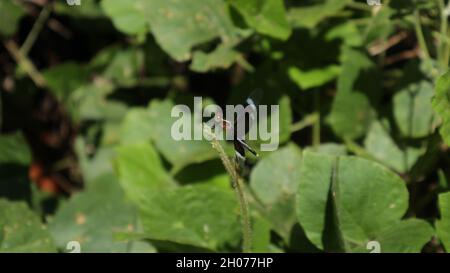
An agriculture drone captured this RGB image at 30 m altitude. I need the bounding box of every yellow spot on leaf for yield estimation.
[76,213,87,225]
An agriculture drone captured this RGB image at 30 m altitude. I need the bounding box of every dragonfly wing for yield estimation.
[236,138,258,156]
[234,89,263,138]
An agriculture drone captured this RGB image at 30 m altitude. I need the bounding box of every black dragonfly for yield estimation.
[212,90,262,168]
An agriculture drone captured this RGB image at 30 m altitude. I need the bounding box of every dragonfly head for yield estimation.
[214,112,232,130]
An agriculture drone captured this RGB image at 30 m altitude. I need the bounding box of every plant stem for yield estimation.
[3,40,46,87]
[21,3,52,56]
[290,113,319,133]
[437,0,450,69]
[203,125,252,253]
[413,9,431,60]
[346,1,373,12]
[344,139,379,162]
[312,91,321,147]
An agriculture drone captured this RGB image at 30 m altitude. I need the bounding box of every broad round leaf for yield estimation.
[250,144,302,239]
[297,152,433,252]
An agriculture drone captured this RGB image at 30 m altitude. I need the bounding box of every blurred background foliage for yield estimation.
[0,0,450,253]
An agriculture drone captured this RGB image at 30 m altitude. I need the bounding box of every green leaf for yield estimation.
[325,22,363,47]
[120,99,218,172]
[297,152,434,252]
[364,6,394,44]
[364,121,424,173]
[70,81,128,122]
[138,184,240,250]
[432,71,450,146]
[43,62,91,102]
[119,108,155,145]
[394,80,436,138]
[251,215,272,253]
[228,0,291,40]
[0,132,31,165]
[49,174,155,252]
[0,0,25,37]
[327,48,377,140]
[115,143,239,251]
[0,133,31,201]
[0,199,55,252]
[364,219,434,253]
[288,65,340,90]
[103,0,247,65]
[102,48,144,87]
[288,0,349,29]
[296,152,336,250]
[116,143,176,205]
[436,192,450,252]
[190,45,242,73]
[76,144,116,183]
[304,143,347,156]
[126,0,241,61]
[101,0,148,35]
[250,144,302,240]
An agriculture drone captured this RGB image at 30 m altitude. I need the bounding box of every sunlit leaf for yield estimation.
[116,143,176,205]
[228,0,291,40]
[288,0,349,29]
[436,192,450,252]
[49,174,155,252]
[250,144,302,240]
[0,199,55,252]
[138,184,240,250]
[297,152,434,252]
[288,65,340,90]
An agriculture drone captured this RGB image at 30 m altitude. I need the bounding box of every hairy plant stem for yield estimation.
[413,9,431,60]
[203,125,252,253]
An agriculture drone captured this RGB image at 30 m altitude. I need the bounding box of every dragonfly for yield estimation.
[212,90,262,168]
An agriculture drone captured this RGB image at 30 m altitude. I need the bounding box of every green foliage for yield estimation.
[116,142,239,250]
[49,175,154,252]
